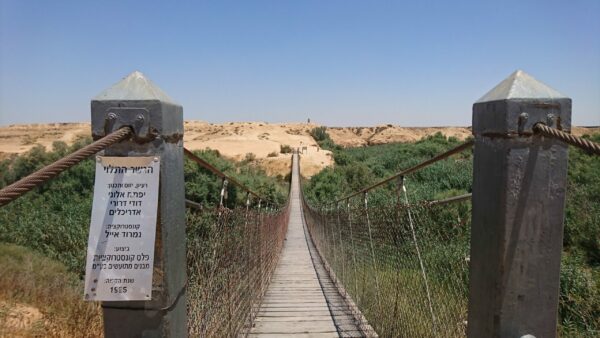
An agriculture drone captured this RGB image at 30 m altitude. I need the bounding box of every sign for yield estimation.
[84,156,160,301]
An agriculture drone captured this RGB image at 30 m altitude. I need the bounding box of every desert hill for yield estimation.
[327,125,472,147]
[1,122,598,177]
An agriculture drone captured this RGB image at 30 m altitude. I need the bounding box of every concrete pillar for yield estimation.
[467,70,571,338]
[91,71,187,337]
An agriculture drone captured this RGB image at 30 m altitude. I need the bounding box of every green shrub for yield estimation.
[0,243,102,337]
[303,132,600,335]
[0,144,288,275]
[243,152,256,162]
[280,144,292,154]
[310,126,338,150]
[559,253,600,335]
[310,126,329,142]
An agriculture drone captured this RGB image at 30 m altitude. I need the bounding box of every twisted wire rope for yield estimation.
[364,192,384,324]
[183,147,278,206]
[533,123,600,155]
[302,141,474,337]
[0,127,133,207]
[185,153,291,337]
[332,140,474,204]
[401,178,437,331]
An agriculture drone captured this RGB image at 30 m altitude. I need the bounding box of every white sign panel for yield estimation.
[84,156,160,301]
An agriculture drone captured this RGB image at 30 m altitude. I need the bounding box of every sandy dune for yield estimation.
[1,122,598,177]
[0,121,332,177]
[327,125,473,147]
[184,121,331,177]
[327,125,600,147]
[0,123,91,156]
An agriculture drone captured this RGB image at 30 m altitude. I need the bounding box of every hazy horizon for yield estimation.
[3,119,600,129]
[1,1,599,127]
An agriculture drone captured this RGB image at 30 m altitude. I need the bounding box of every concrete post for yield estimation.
[91,71,187,337]
[467,70,571,338]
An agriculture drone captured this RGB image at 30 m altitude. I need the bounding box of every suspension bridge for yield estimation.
[0,70,599,337]
[249,153,367,337]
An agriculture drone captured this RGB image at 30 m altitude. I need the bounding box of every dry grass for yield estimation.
[0,243,102,337]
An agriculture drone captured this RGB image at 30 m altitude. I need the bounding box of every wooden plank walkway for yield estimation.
[249,154,339,337]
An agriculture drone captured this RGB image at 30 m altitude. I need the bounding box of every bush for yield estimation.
[243,152,256,162]
[303,132,600,335]
[559,253,600,335]
[0,243,102,337]
[310,126,329,142]
[0,144,288,275]
[303,133,469,204]
[280,144,292,154]
[267,151,278,158]
[310,126,337,150]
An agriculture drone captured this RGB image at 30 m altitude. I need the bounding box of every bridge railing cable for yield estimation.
[331,140,474,204]
[302,142,474,337]
[0,127,133,207]
[183,147,278,208]
[184,150,291,337]
[533,123,600,155]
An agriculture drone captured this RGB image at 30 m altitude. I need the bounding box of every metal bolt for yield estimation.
[107,112,117,120]
[136,114,145,121]
[519,112,529,120]
[546,114,556,126]
[518,112,529,134]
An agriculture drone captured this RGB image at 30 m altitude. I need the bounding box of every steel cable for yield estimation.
[186,175,290,337]
[364,192,383,324]
[304,195,471,337]
[302,141,475,337]
[0,127,133,207]
[401,178,438,332]
[183,147,278,206]
[332,140,474,204]
[533,123,600,155]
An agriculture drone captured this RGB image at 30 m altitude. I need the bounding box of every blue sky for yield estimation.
[1,0,598,126]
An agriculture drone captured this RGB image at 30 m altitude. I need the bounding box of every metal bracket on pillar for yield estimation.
[467,70,571,338]
[104,107,153,140]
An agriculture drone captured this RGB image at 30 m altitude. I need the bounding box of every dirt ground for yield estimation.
[0,121,332,177]
[0,300,44,336]
[327,125,472,147]
[1,122,598,177]
[183,121,332,177]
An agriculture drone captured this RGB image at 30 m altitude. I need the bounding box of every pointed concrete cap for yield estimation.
[94,71,177,104]
[91,71,183,140]
[473,70,571,135]
[477,70,568,103]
